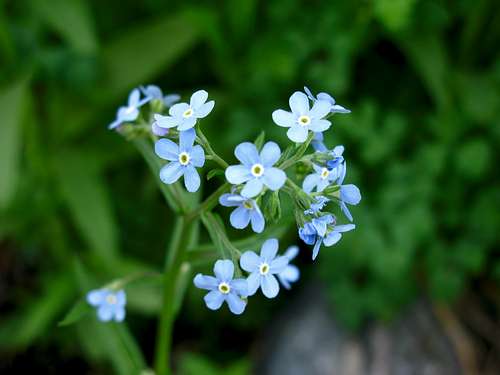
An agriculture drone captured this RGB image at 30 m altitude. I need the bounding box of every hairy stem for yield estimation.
[196,127,229,169]
[186,182,230,221]
[279,132,314,170]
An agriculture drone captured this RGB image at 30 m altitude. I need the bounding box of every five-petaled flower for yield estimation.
[272,91,331,143]
[225,142,286,198]
[87,288,126,322]
[193,260,248,315]
[299,215,355,260]
[277,246,300,290]
[240,238,289,298]
[108,88,150,130]
[302,164,340,194]
[336,162,361,222]
[155,128,205,192]
[304,86,351,114]
[219,192,265,233]
[140,84,180,107]
[153,89,214,132]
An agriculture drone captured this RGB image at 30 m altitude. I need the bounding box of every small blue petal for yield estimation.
[250,208,265,233]
[289,91,309,115]
[225,165,252,184]
[230,206,251,229]
[246,272,261,296]
[262,168,286,191]
[155,139,179,161]
[226,293,246,315]
[261,274,279,298]
[213,259,234,281]
[190,145,205,168]
[240,251,260,273]
[179,128,196,150]
[234,142,260,166]
[260,238,278,261]
[240,178,263,198]
[204,290,225,310]
[190,90,208,109]
[194,274,219,290]
[159,162,184,184]
[183,165,200,192]
[287,125,308,143]
[260,142,281,167]
[272,109,295,128]
[195,101,214,118]
[269,255,289,274]
[97,305,113,322]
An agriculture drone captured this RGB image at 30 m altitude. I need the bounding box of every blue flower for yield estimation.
[225,142,286,198]
[219,193,265,233]
[302,164,340,194]
[326,145,345,171]
[108,88,151,130]
[140,85,180,107]
[304,86,351,114]
[311,132,327,152]
[151,123,169,137]
[193,260,248,315]
[87,288,126,322]
[304,196,329,215]
[299,215,355,260]
[336,162,361,222]
[240,239,289,298]
[272,91,331,143]
[155,128,205,192]
[277,246,300,290]
[153,89,214,132]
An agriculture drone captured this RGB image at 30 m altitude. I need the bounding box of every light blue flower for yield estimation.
[326,145,345,171]
[151,123,169,137]
[87,288,126,322]
[336,162,361,222]
[193,259,248,315]
[140,85,180,107]
[153,89,214,132]
[219,193,265,233]
[304,196,329,215]
[108,88,151,130]
[277,246,300,290]
[272,91,331,143]
[312,132,327,152]
[155,128,205,192]
[304,86,351,114]
[225,142,286,198]
[240,238,289,298]
[302,164,340,194]
[299,215,355,260]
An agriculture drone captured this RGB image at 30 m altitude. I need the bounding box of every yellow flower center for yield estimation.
[183,108,194,118]
[106,294,117,305]
[179,152,190,165]
[320,168,330,180]
[298,115,311,126]
[259,263,270,275]
[251,163,265,177]
[218,282,231,294]
[243,200,253,210]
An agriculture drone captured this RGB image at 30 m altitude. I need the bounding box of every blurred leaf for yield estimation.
[253,130,265,150]
[58,299,92,327]
[55,151,118,261]
[207,168,225,180]
[179,352,250,375]
[374,0,418,31]
[0,77,29,210]
[32,0,98,54]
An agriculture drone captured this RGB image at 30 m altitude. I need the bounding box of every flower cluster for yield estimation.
[88,84,360,321]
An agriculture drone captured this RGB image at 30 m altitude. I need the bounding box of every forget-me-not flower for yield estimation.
[277,246,300,290]
[304,86,351,114]
[272,91,331,143]
[302,164,340,194]
[140,85,180,107]
[336,162,361,222]
[225,142,286,198]
[299,215,355,260]
[193,260,248,315]
[219,193,265,233]
[87,288,126,322]
[108,88,150,130]
[155,128,205,192]
[326,145,345,171]
[240,238,289,298]
[304,196,330,215]
[153,89,214,132]
[312,132,328,152]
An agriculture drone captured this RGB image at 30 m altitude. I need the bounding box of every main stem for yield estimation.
[154,216,192,375]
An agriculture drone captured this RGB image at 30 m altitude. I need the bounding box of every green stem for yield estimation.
[279,132,314,170]
[196,127,229,169]
[186,182,230,221]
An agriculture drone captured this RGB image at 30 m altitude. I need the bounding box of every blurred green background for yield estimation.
[1,0,499,373]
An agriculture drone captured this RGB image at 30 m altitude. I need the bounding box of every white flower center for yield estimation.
[218,282,231,294]
[179,152,190,165]
[183,108,194,118]
[298,115,311,126]
[320,168,330,180]
[259,262,270,275]
[243,200,254,210]
[251,163,265,177]
[106,294,117,305]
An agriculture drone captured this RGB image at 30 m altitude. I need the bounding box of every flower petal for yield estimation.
[260,238,278,261]
[322,232,341,247]
[261,274,279,298]
[113,307,126,322]
[240,178,263,198]
[193,274,219,290]
[289,91,309,115]
[183,165,201,192]
[230,278,248,297]
[225,165,252,184]
[284,246,299,260]
[269,255,289,274]
[164,94,180,107]
[246,272,260,296]
[204,290,225,310]
[179,128,196,150]
[177,116,197,131]
[152,123,169,136]
[169,102,189,118]
[312,238,322,260]
[309,119,331,133]
[87,289,105,306]
[262,168,286,191]
[240,251,260,272]
[155,139,179,161]
[302,173,320,194]
[309,99,332,119]
[159,162,184,184]
[219,193,243,207]
[195,101,214,118]
[260,142,281,167]
[190,145,205,167]
[214,259,234,281]
[128,88,140,106]
[287,125,309,143]
[272,109,295,127]
[97,305,113,322]
[340,202,353,222]
[340,184,361,205]
[230,206,251,229]
[226,293,247,315]
[334,224,356,233]
[234,142,259,166]
[154,114,178,129]
[280,265,300,284]
[115,290,126,306]
[250,208,265,233]
[190,89,208,109]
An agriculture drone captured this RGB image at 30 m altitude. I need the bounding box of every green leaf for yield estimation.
[31,0,98,54]
[253,130,266,150]
[207,168,225,180]
[55,151,118,261]
[58,299,93,327]
[0,77,29,210]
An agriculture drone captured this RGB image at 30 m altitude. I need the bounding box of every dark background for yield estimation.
[1,0,499,373]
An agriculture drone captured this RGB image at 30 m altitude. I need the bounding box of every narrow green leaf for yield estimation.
[253,130,266,150]
[58,299,93,327]
[0,78,28,209]
[206,168,225,180]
